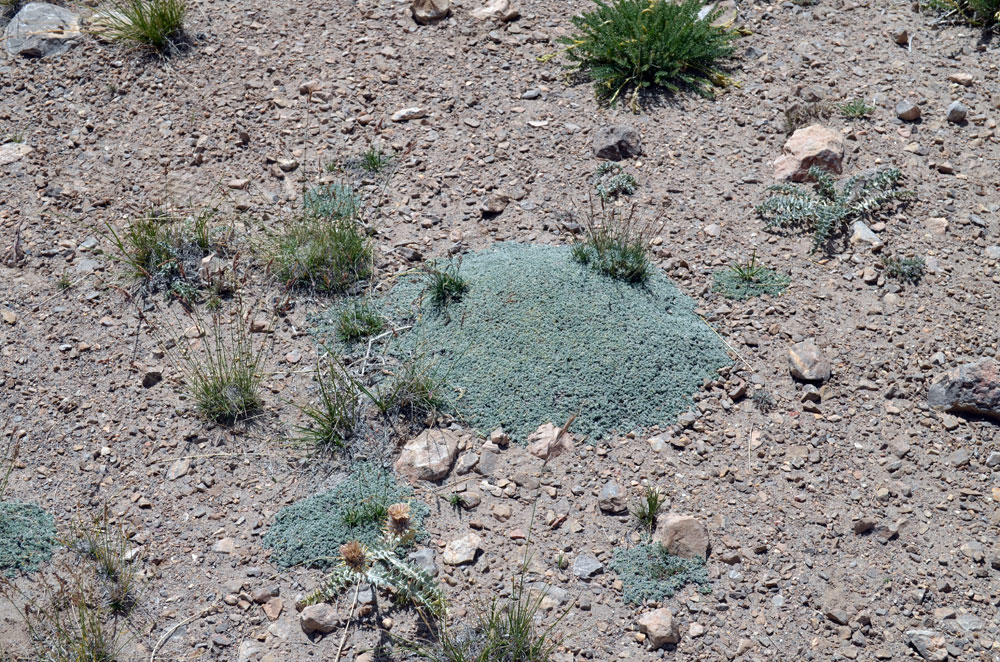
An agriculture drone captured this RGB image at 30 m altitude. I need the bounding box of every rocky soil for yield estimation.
[2,0,1000,661]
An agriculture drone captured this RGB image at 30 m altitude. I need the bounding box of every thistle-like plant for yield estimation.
[757,166,909,253]
[303,503,445,618]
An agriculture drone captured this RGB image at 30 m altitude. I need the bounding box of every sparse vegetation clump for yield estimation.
[293,356,365,452]
[593,163,637,201]
[784,102,830,134]
[101,0,187,51]
[712,249,790,300]
[631,486,665,533]
[372,354,446,420]
[608,542,710,605]
[425,261,469,307]
[70,509,140,616]
[263,463,428,569]
[183,313,266,424]
[0,502,56,576]
[840,98,875,119]
[559,0,737,109]
[571,204,653,284]
[924,0,1000,26]
[270,184,372,293]
[882,254,925,284]
[359,145,392,173]
[336,300,386,343]
[757,166,908,253]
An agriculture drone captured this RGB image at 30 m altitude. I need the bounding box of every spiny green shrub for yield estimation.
[571,203,653,283]
[559,0,737,109]
[608,543,710,605]
[712,249,790,300]
[101,0,187,51]
[924,0,1000,26]
[757,166,908,253]
[593,163,638,201]
[263,463,428,569]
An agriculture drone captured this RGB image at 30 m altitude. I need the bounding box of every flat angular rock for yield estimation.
[788,340,831,382]
[906,629,947,661]
[653,513,709,559]
[470,0,519,21]
[927,358,1000,417]
[773,125,843,182]
[598,481,627,513]
[411,0,451,24]
[0,143,32,167]
[4,3,82,58]
[896,100,921,121]
[638,608,680,649]
[593,125,641,161]
[572,554,603,578]
[395,429,462,483]
[442,533,481,565]
[850,220,883,249]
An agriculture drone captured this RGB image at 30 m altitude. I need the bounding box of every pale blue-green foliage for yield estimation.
[263,464,427,569]
[366,243,730,442]
[0,502,56,576]
[609,543,710,605]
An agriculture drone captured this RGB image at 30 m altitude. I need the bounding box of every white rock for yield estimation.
[411,0,450,24]
[0,143,32,167]
[394,429,462,483]
[470,0,519,21]
[442,533,481,565]
[391,107,427,122]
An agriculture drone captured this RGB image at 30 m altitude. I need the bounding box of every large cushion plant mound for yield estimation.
[0,501,57,576]
[369,243,730,442]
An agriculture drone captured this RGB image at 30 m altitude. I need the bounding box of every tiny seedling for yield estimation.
[750,389,775,413]
[56,273,73,291]
[713,249,790,300]
[447,493,466,511]
[359,145,392,173]
[840,98,875,119]
[630,486,665,533]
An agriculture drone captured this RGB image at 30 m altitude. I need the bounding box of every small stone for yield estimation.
[213,538,235,554]
[850,220,883,249]
[896,100,921,121]
[948,72,973,86]
[391,107,427,122]
[262,597,283,621]
[688,622,705,638]
[891,27,909,45]
[854,518,876,535]
[166,458,190,481]
[525,423,574,460]
[637,608,680,649]
[410,0,450,24]
[142,368,163,388]
[277,158,299,172]
[3,3,82,58]
[946,100,968,123]
[442,533,482,565]
[788,340,832,382]
[598,482,627,514]
[906,630,948,661]
[985,450,1000,468]
[0,143,32,167]
[480,193,509,216]
[653,513,709,558]
[1,310,17,325]
[593,125,641,161]
[572,554,604,579]
[408,548,438,576]
[300,603,340,635]
[947,448,971,467]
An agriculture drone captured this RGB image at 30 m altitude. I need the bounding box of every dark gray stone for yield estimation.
[928,358,1000,417]
[593,125,641,161]
[572,554,604,579]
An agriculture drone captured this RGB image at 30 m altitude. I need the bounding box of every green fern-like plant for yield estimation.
[559,0,738,110]
[757,166,908,253]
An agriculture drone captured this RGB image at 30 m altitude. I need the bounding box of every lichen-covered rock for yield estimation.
[927,358,1000,417]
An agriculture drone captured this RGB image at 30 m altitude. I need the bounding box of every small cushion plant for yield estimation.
[559,0,737,110]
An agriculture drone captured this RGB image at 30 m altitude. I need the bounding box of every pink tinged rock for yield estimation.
[469,0,519,21]
[773,125,844,182]
[525,423,575,460]
[788,340,832,382]
[638,608,681,649]
[653,513,709,559]
[927,358,1000,418]
[394,429,462,483]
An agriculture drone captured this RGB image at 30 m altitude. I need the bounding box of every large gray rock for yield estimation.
[788,340,831,382]
[906,630,948,661]
[4,3,82,58]
[299,603,341,635]
[593,125,641,161]
[927,358,1000,417]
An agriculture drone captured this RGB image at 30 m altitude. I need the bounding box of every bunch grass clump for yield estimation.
[757,166,908,253]
[183,312,266,424]
[424,261,469,308]
[631,486,665,533]
[712,249,790,300]
[101,0,187,51]
[359,145,392,174]
[336,300,386,343]
[263,463,428,569]
[269,184,372,293]
[559,0,737,109]
[608,542,710,605]
[69,508,140,616]
[571,203,654,284]
[293,356,365,452]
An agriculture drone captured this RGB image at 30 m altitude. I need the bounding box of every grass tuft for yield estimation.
[293,356,365,452]
[101,0,187,51]
[183,312,266,424]
[336,301,386,343]
[571,202,653,284]
[712,249,790,300]
[923,0,1000,26]
[840,98,875,119]
[757,166,909,253]
[630,486,665,533]
[70,508,140,616]
[359,145,392,173]
[559,0,737,110]
[424,261,469,308]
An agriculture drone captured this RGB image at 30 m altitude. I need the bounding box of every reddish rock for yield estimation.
[773,125,844,182]
[638,608,681,649]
